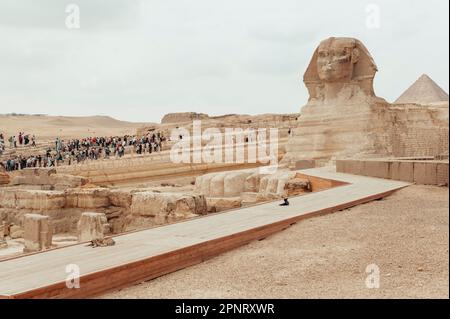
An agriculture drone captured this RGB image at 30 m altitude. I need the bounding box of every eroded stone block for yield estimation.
[77,212,108,242]
[284,178,311,196]
[66,189,111,209]
[223,172,252,197]
[206,197,242,212]
[23,214,52,252]
[210,174,226,197]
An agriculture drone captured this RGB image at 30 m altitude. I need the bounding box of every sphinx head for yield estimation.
[304,37,379,101]
[317,38,360,82]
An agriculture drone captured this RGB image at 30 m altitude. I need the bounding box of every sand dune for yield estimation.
[0,115,147,141]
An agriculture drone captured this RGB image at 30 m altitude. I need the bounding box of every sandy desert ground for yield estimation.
[0,115,146,141]
[103,185,449,299]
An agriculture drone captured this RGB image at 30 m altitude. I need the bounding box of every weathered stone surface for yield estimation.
[66,189,111,209]
[194,173,215,195]
[9,168,55,186]
[128,192,207,229]
[223,171,253,197]
[244,173,265,193]
[23,214,52,252]
[109,189,132,208]
[77,212,108,243]
[192,194,208,215]
[0,190,17,208]
[201,174,215,195]
[259,171,296,199]
[209,174,226,197]
[52,174,89,189]
[10,225,24,239]
[14,190,66,210]
[240,192,260,205]
[206,197,242,212]
[130,192,170,217]
[9,169,88,189]
[266,177,280,194]
[284,178,311,196]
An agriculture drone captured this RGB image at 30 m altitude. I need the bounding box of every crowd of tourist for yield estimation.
[0,131,166,172]
[1,132,36,156]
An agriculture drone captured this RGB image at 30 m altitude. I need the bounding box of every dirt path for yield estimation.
[103,185,449,299]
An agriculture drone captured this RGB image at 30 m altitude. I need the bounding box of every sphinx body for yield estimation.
[284,37,448,165]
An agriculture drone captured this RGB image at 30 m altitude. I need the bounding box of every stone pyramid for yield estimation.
[395,74,449,104]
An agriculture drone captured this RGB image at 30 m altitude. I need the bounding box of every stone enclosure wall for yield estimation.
[388,104,449,158]
[336,158,449,186]
[8,168,88,190]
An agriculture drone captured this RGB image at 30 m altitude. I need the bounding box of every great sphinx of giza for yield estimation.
[283,37,449,165]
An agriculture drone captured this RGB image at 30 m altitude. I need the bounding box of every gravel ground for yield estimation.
[102,185,449,299]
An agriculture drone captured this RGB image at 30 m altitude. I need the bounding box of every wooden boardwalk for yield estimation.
[0,168,409,298]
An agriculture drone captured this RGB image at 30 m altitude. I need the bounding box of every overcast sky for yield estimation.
[0,0,448,122]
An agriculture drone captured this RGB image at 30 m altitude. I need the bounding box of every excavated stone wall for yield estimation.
[8,168,88,190]
[0,186,208,234]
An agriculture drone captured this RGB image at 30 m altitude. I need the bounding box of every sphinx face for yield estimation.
[316,38,357,82]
